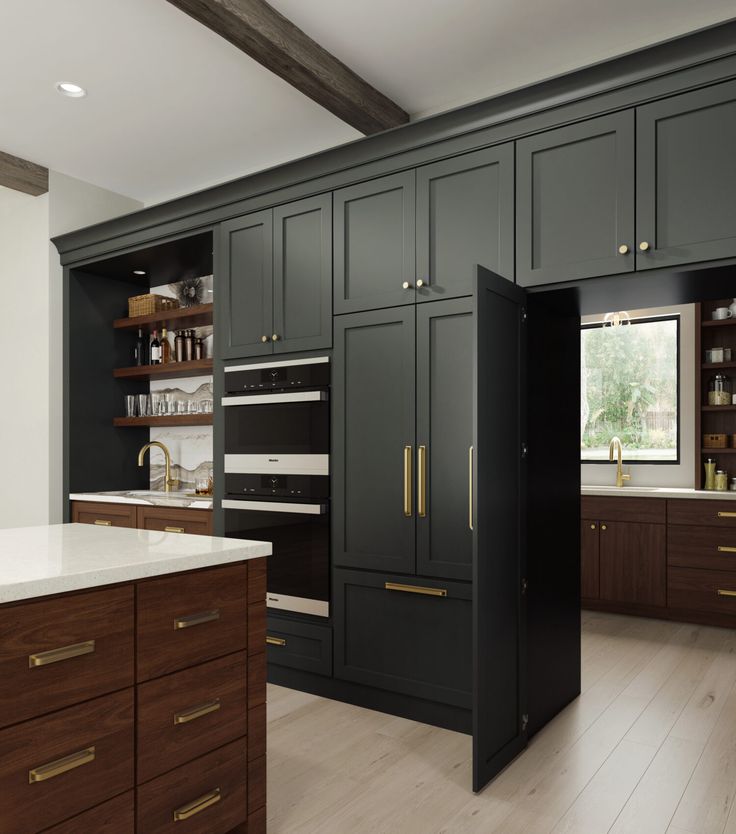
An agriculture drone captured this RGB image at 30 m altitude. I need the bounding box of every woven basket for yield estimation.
[703,433,728,449]
[128,293,179,318]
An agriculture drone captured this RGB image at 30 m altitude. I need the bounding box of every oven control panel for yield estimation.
[224,473,329,500]
[224,358,330,394]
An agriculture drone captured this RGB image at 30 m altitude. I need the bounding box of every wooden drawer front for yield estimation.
[266,615,333,677]
[668,525,736,571]
[669,566,736,614]
[333,569,472,708]
[0,689,134,834]
[668,499,736,527]
[71,501,137,528]
[137,564,248,681]
[0,586,134,729]
[136,738,248,834]
[137,652,248,784]
[137,507,213,536]
[42,791,134,834]
[580,495,666,524]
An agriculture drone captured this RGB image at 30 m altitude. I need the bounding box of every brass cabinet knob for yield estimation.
[618,244,630,255]
[416,279,426,288]
[402,281,412,290]
[601,524,607,531]
[271,334,280,342]
[639,241,651,252]
[260,335,268,343]
[590,523,596,530]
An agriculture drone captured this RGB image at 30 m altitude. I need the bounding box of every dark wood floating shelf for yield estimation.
[113,303,213,331]
[702,405,736,411]
[113,358,213,381]
[701,318,736,328]
[702,448,736,453]
[702,362,736,370]
[113,414,213,428]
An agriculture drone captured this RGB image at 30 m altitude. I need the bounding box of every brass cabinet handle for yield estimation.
[174,609,220,630]
[164,526,185,533]
[266,636,286,647]
[417,445,427,518]
[601,524,607,531]
[271,334,280,341]
[468,446,474,531]
[260,335,269,343]
[403,445,413,517]
[718,512,736,518]
[385,581,447,597]
[718,546,736,553]
[173,788,221,821]
[93,519,112,526]
[717,589,736,597]
[416,279,426,288]
[618,244,630,255]
[29,640,95,668]
[590,523,597,530]
[174,698,221,725]
[402,281,412,290]
[639,241,651,252]
[29,746,95,784]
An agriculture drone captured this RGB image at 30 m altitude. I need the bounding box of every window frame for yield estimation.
[580,314,681,466]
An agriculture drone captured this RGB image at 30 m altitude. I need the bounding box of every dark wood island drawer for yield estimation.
[42,791,134,833]
[668,499,736,527]
[137,652,248,783]
[668,525,736,571]
[0,586,134,729]
[137,507,213,536]
[669,566,736,615]
[136,738,248,834]
[0,689,134,833]
[71,501,137,528]
[136,564,249,681]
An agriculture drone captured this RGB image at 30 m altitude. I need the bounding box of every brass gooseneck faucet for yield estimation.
[608,436,631,488]
[138,441,177,492]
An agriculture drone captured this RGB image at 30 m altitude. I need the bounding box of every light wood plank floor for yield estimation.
[267,611,736,834]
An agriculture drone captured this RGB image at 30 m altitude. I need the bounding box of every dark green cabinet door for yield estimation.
[333,308,416,574]
[516,112,635,287]
[334,172,416,313]
[219,210,273,358]
[416,298,473,580]
[636,80,736,270]
[273,194,332,353]
[416,145,514,299]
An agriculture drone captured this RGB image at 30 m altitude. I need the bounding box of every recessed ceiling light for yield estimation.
[56,81,87,98]
[133,270,146,276]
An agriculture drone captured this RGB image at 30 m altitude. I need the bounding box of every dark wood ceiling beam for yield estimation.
[0,151,48,196]
[166,0,409,135]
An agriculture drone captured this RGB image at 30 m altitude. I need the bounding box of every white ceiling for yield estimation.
[1,0,735,205]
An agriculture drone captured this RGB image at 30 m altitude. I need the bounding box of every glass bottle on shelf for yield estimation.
[708,373,732,406]
[150,330,161,365]
[161,327,171,364]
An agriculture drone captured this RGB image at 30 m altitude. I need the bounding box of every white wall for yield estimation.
[0,173,141,529]
[580,304,696,488]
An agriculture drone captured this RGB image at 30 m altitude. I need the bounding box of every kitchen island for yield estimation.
[0,523,270,834]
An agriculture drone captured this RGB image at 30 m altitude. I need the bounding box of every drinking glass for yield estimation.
[137,394,150,417]
[150,393,163,416]
[176,400,187,414]
[125,395,136,418]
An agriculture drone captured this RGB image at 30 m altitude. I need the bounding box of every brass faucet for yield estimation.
[138,441,177,492]
[608,436,631,488]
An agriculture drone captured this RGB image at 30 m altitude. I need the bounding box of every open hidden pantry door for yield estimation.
[472,265,528,792]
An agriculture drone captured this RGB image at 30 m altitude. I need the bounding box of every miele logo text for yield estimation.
[268,459,279,462]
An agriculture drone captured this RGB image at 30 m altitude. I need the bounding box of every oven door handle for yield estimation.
[221,391,328,406]
[222,499,327,515]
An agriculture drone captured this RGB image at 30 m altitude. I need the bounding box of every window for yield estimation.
[581,316,679,463]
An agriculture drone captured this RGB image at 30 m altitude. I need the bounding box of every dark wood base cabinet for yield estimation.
[71,501,212,536]
[0,561,266,834]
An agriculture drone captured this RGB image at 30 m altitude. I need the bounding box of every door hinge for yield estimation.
[522,713,529,732]
[521,442,528,459]
[521,578,528,595]
[521,307,527,323]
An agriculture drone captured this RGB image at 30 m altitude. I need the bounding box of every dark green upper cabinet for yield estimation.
[636,80,736,270]
[334,172,416,314]
[416,298,473,580]
[516,112,635,287]
[416,145,514,300]
[219,210,273,359]
[273,195,332,353]
[332,308,416,574]
[219,195,332,359]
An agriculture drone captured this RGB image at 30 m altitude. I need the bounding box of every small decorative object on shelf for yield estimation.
[706,347,733,363]
[715,470,729,491]
[127,293,178,318]
[171,276,203,308]
[712,306,734,321]
[703,433,728,448]
[708,373,732,405]
[704,458,717,490]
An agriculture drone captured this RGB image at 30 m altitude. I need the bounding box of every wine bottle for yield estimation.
[150,329,161,365]
[134,328,145,366]
[161,327,171,364]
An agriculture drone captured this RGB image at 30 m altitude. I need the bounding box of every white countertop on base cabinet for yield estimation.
[581,485,736,500]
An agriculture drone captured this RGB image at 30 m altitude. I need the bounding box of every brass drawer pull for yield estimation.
[418,445,427,518]
[174,698,221,725]
[718,512,736,518]
[173,787,221,821]
[29,746,95,784]
[717,589,736,597]
[164,526,186,533]
[93,519,112,526]
[29,640,95,668]
[174,609,220,630]
[266,636,287,647]
[718,546,736,553]
[403,445,413,517]
[385,582,447,597]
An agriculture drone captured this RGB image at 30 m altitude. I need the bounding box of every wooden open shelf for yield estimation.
[113,359,213,381]
[702,361,736,370]
[702,405,736,412]
[113,414,213,428]
[113,303,213,331]
[702,447,736,453]
[701,318,736,327]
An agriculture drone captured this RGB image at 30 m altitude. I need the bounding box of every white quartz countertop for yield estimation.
[582,485,736,500]
[0,523,270,604]
[69,490,213,510]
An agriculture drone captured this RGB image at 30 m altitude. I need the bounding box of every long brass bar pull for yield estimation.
[403,445,413,517]
[468,446,474,531]
[173,609,220,630]
[173,788,221,821]
[718,546,736,553]
[718,512,736,518]
[385,582,447,597]
[29,746,95,784]
[29,640,95,668]
[266,636,286,647]
[417,445,427,518]
[174,698,221,725]
[717,589,736,597]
